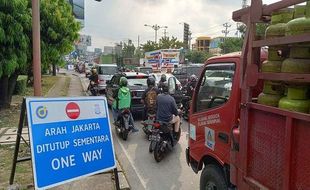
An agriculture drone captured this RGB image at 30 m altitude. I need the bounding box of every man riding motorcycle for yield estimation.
[156,82,181,139]
[88,68,99,95]
[112,77,138,132]
[141,76,160,120]
[185,74,198,97]
[158,74,167,93]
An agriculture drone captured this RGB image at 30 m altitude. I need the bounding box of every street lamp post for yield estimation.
[144,24,168,43]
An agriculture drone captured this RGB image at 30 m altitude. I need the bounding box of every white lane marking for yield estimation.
[117,137,147,189]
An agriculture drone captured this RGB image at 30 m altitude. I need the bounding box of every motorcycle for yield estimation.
[115,109,132,141]
[141,110,156,139]
[181,96,191,120]
[88,81,99,96]
[149,120,182,162]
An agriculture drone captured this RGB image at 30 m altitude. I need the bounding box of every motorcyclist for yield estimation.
[112,77,138,132]
[156,82,180,139]
[88,68,98,93]
[185,74,198,97]
[89,68,98,84]
[141,76,160,120]
[158,74,167,93]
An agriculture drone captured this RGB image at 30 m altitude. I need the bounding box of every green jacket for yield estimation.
[112,87,131,109]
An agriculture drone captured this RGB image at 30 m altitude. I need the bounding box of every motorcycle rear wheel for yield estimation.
[122,130,128,140]
[149,140,155,153]
[154,142,164,162]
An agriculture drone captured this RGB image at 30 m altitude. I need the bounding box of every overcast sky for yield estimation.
[81,0,278,50]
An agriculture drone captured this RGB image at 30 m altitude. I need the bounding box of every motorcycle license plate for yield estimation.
[150,135,160,141]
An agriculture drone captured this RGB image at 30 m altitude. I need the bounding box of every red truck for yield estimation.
[186,0,310,189]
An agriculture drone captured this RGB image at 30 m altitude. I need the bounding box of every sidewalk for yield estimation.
[49,70,116,190]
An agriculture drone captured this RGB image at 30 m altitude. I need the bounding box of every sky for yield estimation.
[81,0,278,51]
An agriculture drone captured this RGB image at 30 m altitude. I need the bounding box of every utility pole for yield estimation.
[222,22,231,37]
[32,0,42,96]
[137,35,140,48]
[144,24,168,43]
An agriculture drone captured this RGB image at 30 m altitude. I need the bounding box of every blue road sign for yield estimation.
[26,97,116,190]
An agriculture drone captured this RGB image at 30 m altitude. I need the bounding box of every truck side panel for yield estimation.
[240,103,310,189]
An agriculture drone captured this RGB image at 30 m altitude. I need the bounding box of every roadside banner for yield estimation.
[26,96,115,190]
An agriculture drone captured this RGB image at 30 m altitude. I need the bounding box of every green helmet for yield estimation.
[119,77,128,87]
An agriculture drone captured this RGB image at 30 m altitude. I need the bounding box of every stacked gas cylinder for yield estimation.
[258,2,310,114]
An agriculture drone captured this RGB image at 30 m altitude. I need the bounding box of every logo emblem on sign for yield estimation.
[36,106,48,119]
[65,102,80,119]
[94,104,101,114]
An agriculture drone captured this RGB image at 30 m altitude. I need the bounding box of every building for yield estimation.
[94,48,102,54]
[209,37,224,55]
[75,34,91,56]
[103,46,114,55]
[195,36,211,52]
[67,0,85,28]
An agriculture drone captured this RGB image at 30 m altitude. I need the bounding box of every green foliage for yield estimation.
[142,40,158,52]
[122,41,135,58]
[219,37,243,54]
[158,36,183,49]
[237,23,269,39]
[14,75,27,95]
[142,36,183,52]
[40,0,80,72]
[0,0,31,77]
[185,51,213,63]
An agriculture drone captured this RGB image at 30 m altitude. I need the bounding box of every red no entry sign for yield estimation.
[65,102,80,119]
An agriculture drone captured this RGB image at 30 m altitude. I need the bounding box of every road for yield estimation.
[80,75,200,190]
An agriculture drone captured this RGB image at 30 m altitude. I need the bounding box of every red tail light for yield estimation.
[153,123,161,128]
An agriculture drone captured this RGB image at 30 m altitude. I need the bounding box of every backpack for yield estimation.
[145,87,157,110]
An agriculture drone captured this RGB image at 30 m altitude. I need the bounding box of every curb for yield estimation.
[77,72,131,190]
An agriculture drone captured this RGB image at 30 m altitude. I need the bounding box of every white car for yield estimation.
[95,64,118,93]
[149,73,182,90]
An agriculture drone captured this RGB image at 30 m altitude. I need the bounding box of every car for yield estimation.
[95,64,118,94]
[106,72,149,115]
[149,73,182,90]
[135,67,153,74]
[172,64,204,86]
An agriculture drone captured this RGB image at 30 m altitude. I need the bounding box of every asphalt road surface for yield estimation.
[81,75,200,190]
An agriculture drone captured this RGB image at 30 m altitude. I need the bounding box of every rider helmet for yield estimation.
[160,74,167,82]
[189,74,197,82]
[119,77,128,87]
[147,76,156,87]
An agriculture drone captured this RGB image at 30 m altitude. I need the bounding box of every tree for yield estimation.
[142,40,158,52]
[185,51,213,63]
[0,0,31,108]
[237,23,269,39]
[220,37,243,54]
[122,40,135,58]
[0,0,80,109]
[40,0,80,76]
[158,36,183,49]
[142,36,183,53]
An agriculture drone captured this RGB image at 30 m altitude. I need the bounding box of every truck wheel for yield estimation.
[200,165,228,190]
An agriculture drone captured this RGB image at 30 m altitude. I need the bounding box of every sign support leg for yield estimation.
[113,168,121,190]
[9,98,26,185]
